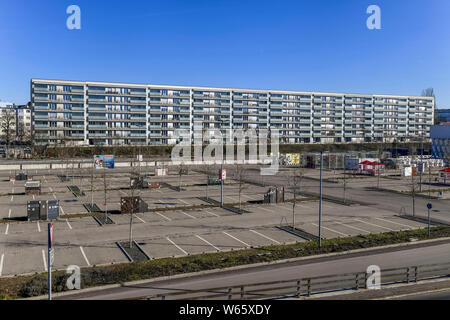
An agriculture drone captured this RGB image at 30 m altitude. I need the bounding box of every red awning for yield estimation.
[359,160,372,165]
[440,168,450,173]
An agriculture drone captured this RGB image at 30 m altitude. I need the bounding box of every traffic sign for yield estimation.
[49,248,55,266]
[427,203,432,210]
[219,169,227,181]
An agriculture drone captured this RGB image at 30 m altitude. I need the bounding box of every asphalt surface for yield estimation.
[240,167,450,224]
[389,289,450,300]
[56,240,450,300]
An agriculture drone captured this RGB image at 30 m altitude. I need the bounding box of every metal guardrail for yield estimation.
[127,262,450,300]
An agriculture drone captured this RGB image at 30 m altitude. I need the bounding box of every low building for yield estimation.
[431,125,450,164]
[436,109,450,124]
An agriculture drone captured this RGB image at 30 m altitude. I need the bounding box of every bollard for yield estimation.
[364,273,368,289]
[307,279,311,297]
[406,267,410,283]
[296,280,301,297]
[240,286,245,300]
[414,267,418,282]
[355,274,359,290]
[228,288,232,300]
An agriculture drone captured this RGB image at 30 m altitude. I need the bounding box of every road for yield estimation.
[57,240,450,300]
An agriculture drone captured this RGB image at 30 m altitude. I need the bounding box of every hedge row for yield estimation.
[36,142,430,159]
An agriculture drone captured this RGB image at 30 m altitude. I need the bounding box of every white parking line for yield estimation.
[258,206,274,213]
[196,235,221,251]
[32,194,35,200]
[37,221,41,233]
[42,250,47,271]
[5,224,9,235]
[335,221,370,234]
[66,219,73,230]
[312,223,348,237]
[180,211,197,219]
[136,216,146,223]
[8,209,11,218]
[10,196,13,202]
[205,210,219,217]
[0,254,4,276]
[49,187,53,192]
[354,219,396,231]
[375,217,413,230]
[250,229,281,244]
[179,199,189,205]
[53,194,57,199]
[155,212,172,221]
[80,246,91,266]
[61,206,65,215]
[223,232,250,247]
[166,237,188,255]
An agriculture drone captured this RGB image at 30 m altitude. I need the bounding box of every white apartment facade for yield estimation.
[30,79,435,146]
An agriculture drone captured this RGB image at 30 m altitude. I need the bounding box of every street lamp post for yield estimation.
[318,151,323,248]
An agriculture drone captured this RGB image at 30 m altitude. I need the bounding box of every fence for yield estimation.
[129,262,450,300]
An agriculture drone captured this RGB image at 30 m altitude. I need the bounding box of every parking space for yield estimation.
[139,237,189,258]
[6,221,42,235]
[224,229,274,247]
[254,227,305,244]
[2,247,44,276]
[168,235,219,255]
[82,243,128,266]
[52,246,89,270]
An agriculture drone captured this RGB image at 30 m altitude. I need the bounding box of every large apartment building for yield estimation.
[30,79,435,146]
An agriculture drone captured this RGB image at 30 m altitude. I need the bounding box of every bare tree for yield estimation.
[289,167,304,229]
[234,163,247,211]
[128,147,141,248]
[0,108,16,156]
[203,164,212,199]
[178,163,185,192]
[410,149,417,217]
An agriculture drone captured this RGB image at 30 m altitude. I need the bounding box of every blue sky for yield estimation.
[0,0,449,107]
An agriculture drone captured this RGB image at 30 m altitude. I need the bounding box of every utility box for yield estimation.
[121,197,147,214]
[155,168,168,176]
[208,175,221,185]
[39,201,48,221]
[263,187,285,204]
[276,187,285,203]
[130,177,148,189]
[27,201,40,221]
[16,172,28,181]
[25,181,41,195]
[47,200,60,220]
